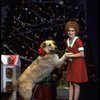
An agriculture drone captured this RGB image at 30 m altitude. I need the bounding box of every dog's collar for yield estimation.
[38,48,47,56]
[38,48,55,56]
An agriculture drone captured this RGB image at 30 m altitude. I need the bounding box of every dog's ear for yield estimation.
[50,40,55,44]
[40,42,46,48]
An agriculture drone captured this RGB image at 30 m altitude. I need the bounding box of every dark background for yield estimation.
[80,0,99,100]
[86,0,99,72]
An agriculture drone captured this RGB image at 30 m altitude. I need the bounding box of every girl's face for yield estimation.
[67,28,76,38]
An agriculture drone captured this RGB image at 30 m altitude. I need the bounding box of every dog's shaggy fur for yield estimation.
[9,40,66,100]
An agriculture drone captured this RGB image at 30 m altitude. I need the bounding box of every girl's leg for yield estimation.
[73,83,80,100]
[68,82,74,100]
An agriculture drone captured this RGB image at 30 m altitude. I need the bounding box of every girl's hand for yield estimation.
[65,52,73,55]
[65,52,73,57]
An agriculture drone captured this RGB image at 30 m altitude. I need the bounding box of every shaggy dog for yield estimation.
[9,40,67,100]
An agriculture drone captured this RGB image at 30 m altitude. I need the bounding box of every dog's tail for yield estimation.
[9,82,18,100]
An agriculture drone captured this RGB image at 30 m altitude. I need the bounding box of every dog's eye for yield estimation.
[49,44,51,46]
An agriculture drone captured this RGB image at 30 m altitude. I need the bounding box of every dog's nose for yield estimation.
[55,47,58,51]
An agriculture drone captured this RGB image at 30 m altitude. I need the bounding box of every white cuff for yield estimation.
[78,47,84,51]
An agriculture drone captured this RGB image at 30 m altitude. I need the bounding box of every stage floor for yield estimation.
[1,81,99,100]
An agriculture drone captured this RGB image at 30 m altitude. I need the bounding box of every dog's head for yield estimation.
[40,40,58,54]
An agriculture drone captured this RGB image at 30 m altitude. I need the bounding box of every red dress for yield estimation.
[66,36,88,83]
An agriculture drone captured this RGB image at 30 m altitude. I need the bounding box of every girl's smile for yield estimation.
[67,28,76,39]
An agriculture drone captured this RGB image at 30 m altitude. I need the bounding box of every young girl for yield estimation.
[65,21,88,100]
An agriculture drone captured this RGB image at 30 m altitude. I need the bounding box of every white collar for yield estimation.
[67,36,78,48]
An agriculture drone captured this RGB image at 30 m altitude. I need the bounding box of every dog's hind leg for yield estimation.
[18,87,32,100]
[18,83,36,100]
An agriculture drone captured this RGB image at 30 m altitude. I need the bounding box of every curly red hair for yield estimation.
[65,21,80,34]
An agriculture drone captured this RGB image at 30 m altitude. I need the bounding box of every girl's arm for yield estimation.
[65,50,84,58]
